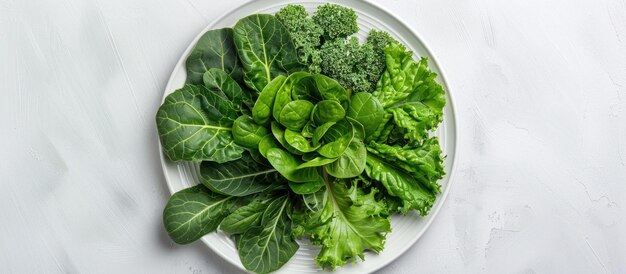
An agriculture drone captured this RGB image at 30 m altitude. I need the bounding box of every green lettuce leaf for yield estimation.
[292,179,390,269]
[372,42,446,143]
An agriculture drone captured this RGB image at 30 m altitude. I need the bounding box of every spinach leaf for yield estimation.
[312,74,350,108]
[296,157,337,169]
[288,180,324,194]
[284,129,320,153]
[312,99,345,125]
[200,152,282,197]
[232,115,269,149]
[163,185,244,244]
[186,28,242,85]
[279,100,314,131]
[312,121,335,147]
[156,84,244,162]
[347,92,384,138]
[265,147,322,183]
[237,195,299,274]
[270,122,302,155]
[258,134,280,158]
[233,14,303,93]
[271,72,309,121]
[252,76,286,125]
[317,119,354,158]
[325,140,366,178]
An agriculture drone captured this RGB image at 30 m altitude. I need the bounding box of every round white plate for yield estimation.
[159,0,458,273]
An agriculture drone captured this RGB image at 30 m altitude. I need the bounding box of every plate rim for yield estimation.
[157,0,459,272]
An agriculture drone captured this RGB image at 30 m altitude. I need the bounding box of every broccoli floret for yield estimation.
[276,4,323,72]
[313,4,358,40]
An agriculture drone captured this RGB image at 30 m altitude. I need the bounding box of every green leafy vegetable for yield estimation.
[237,195,299,273]
[200,152,282,197]
[186,28,243,85]
[279,100,315,131]
[232,115,270,149]
[158,5,447,273]
[233,14,303,93]
[372,42,446,143]
[275,4,323,72]
[156,84,244,162]
[163,185,244,244]
[313,4,358,40]
[292,179,390,268]
[347,92,384,138]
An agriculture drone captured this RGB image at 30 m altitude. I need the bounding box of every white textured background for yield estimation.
[1,0,625,273]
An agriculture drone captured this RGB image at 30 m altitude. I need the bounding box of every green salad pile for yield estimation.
[157,4,446,273]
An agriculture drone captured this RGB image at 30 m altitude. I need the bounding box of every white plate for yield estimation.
[158,0,458,273]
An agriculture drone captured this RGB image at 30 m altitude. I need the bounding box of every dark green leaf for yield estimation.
[200,152,281,197]
[156,84,244,162]
[233,14,303,93]
[237,195,299,274]
[163,185,243,244]
[186,28,242,85]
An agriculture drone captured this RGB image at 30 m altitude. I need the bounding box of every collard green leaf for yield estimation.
[347,92,384,138]
[237,195,299,274]
[233,14,303,93]
[186,28,242,85]
[203,68,251,111]
[253,76,286,125]
[232,115,269,149]
[220,194,270,235]
[200,152,282,197]
[325,140,366,178]
[163,185,243,244]
[156,84,244,162]
[279,100,314,131]
[312,100,345,125]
